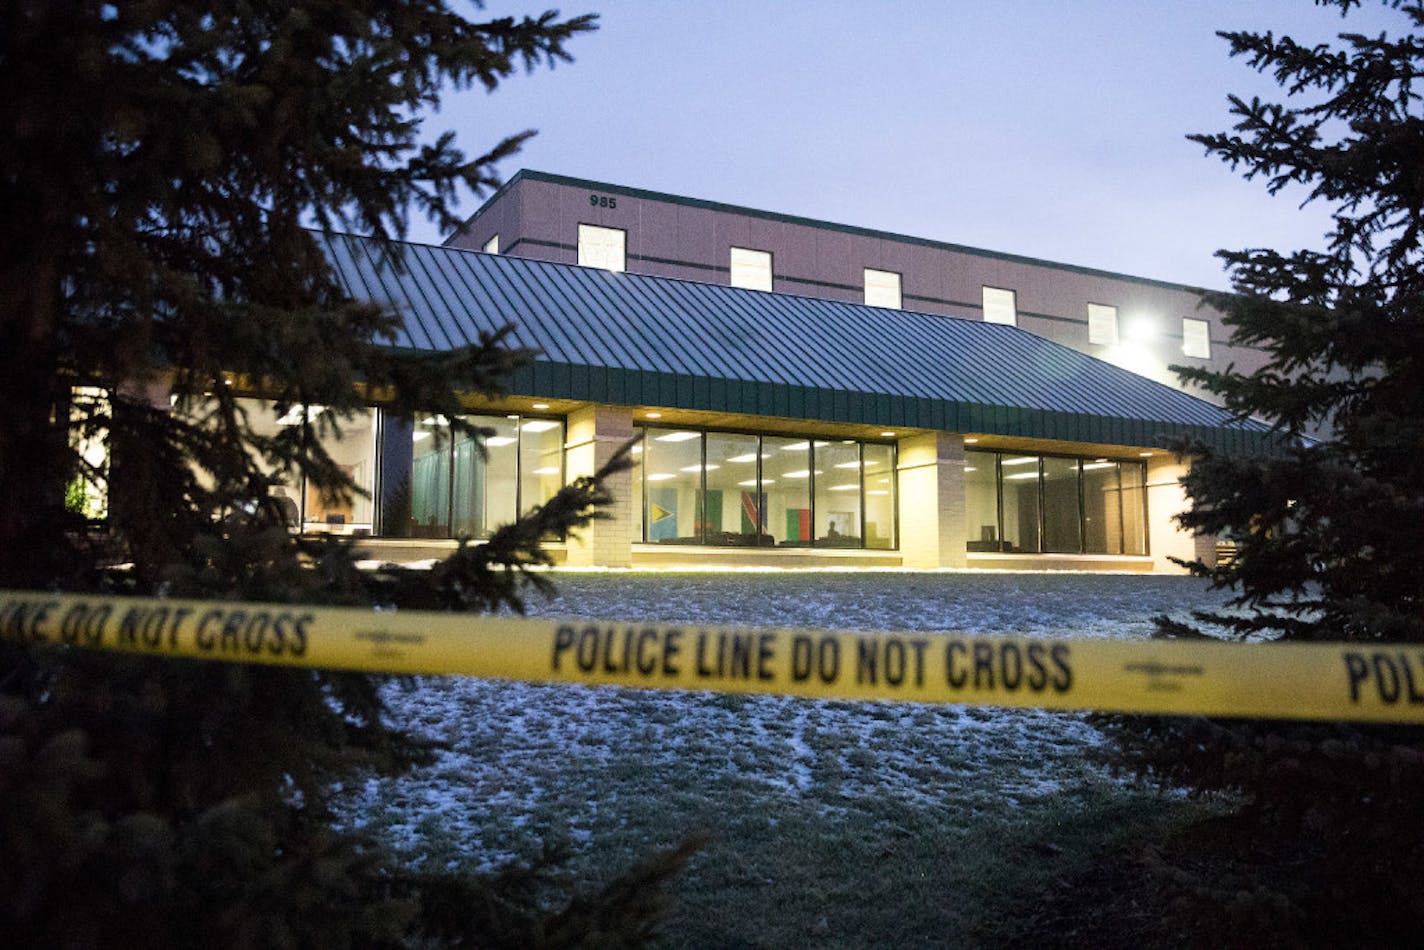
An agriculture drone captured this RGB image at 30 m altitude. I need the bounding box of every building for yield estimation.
[276,173,1273,572]
[445,170,1269,398]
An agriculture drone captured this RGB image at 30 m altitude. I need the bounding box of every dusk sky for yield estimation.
[408,1,1406,290]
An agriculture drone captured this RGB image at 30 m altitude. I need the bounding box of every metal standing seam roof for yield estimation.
[319,232,1274,454]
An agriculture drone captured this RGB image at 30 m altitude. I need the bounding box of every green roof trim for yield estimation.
[322,233,1274,455]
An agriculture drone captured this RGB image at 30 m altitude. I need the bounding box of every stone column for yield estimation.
[563,405,634,567]
[896,432,967,569]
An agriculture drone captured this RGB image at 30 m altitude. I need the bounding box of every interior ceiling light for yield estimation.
[681,464,718,472]
[484,436,516,447]
[654,431,700,442]
[522,420,560,433]
[964,437,979,444]
[829,484,858,491]
[646,473,676,481]
[834,461,861,469]
[726,453,757,463]
[880,431,896,438]
[531,466,560,475]
[645,411,662,419]
[1001,456,1038,466]
[531,403,549,410]
[276,404,327,426]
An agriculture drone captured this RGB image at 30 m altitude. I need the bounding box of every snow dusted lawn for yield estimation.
[339,571,1232,944]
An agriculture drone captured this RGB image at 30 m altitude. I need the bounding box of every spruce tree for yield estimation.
[1104,2,1424,941]
[1164,0,1424,644]
[0,3,686,945]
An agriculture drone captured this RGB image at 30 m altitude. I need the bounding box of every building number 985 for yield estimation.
[589,194,617,209]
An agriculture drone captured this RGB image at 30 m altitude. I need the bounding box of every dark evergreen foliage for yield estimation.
[1162,0,1424,642]
[0,3,693,945]
[1104,2,1424,937]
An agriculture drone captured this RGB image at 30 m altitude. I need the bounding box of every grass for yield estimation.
[339,571,1238,945]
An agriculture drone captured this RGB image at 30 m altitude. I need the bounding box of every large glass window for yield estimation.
[68,386,110,520]
[968,451,1148,556]
[705,431,762,544]
[631,428,896,550]
[1042,457,1083,553]
[1000,455,1042,553]
[1121,463,1148,555]
[862,444,896,550]
[520,419,564,517]
[643,428,703,542]
[815,441,861,547]
[763,436,813,545]
[410,415,453,535]
[1082,459,1123,555]
[964,451,1000,551]
[238,398,377,535]
[406,413,563,539]
[630,427,644,542]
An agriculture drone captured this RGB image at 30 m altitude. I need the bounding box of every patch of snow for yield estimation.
[334,572,1231,869]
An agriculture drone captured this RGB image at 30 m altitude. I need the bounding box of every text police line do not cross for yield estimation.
[2,590,1423,723]
[551,623,1073,694]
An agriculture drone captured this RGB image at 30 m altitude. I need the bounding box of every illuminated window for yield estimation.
[729,246,772,291]
[864,268,901,309]
[405,414,564,539]
[965,451,1148,556]
[238,398,378,535]
[982,286,1017,326]
[68,386,110,520]
[1182,318,1211,359]
[630,428,896,549]
[577,224,625,272]
[1088,303,1119,346]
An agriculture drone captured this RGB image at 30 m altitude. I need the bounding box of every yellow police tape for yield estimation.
[2,589,1422,723]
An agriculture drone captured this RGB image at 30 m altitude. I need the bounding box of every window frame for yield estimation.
[1087,302,1119,346]
[577,223,627,272]
[965,448,1148,556]
[863,267,902,309]
[729,246,773,291]
[982,285,1018,326]
[633,425,898,550]
[1182,317,1212,359]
